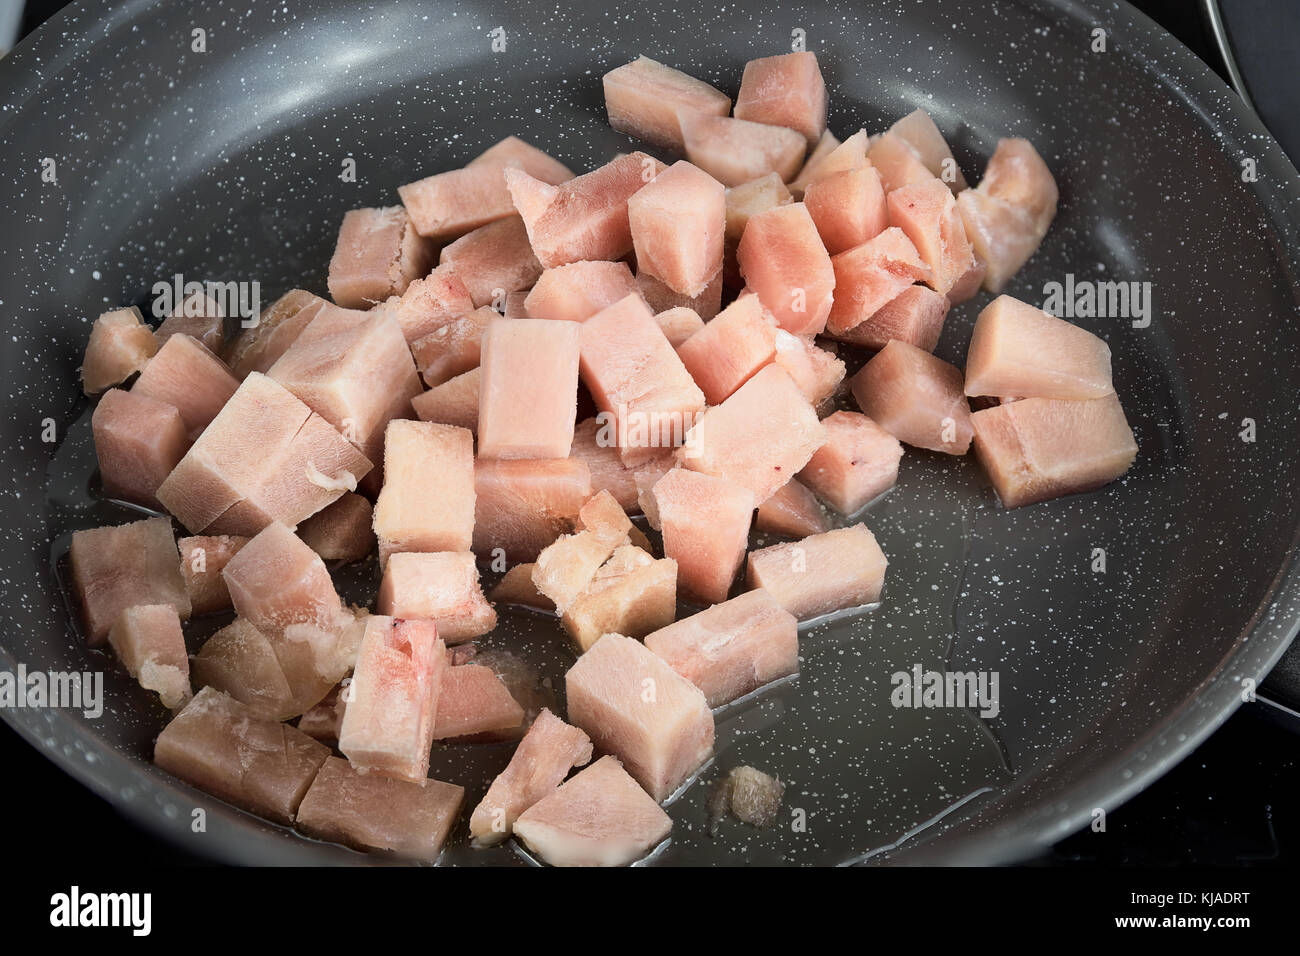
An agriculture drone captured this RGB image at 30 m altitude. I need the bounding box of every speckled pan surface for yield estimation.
[0,0,1297,866]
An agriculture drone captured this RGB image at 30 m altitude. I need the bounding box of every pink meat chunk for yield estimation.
[155,372,373,536]
[957,138,1058,292]
[410,304,495,387]
[154,686,330,825]
[506,152,661,268]
[826,226,932,334]
[678,111,806,188]
[524,260,638,323]
[566,632,714,802]
[438,215,543,310]
[91,388,189,509]
[798,410,904,514]
[131,333,239,439]
[532,519,630,614]
[489,562,555,611]
[296,492,375,563]
[192,619,295,720]
[177,533,248,615]
[376,551,497,642]
[225,290,325,379]
[964,294,1114,400]
[885,109,969,192]
[787,129,840,199]
[635,268,723,319]
[677,292,776,405]
[733,51,827,146]
[971,394,1138,508]
[603,55,732,152]
[805,166,889,255]
[579,294,706,465]
[629,160,725,297]
[755,478,830,538]
[107,604,192,710]
[803,129,871,184]
[736,202,834,335]
[81,306,158,394]
[559,546,676,651]
[156,290,225,355]
[411,366,480,434]
[222,521,349,637]
[373,420,475,565]
[296,685,345,741]
[746,523,888,620]
[851,339,973,454]
[399,136,574,240]
[338,616,446,781]
[431,663,526,739]
[681,364,827,504]
[371,264,476,344]
[772,329,845,412]
[569,416,674,512]
[646,469,754,605]
[473,458,592,562]
[296,755,464,862]
[477,318,581,459]
[69,516,191,646]
[655,306,705,348]
[327,206,437,309]
[644,589,798,708]
[470,708,593,845]
[826,283,950,352]
[724,173,792,287]
[887,176,978,299]
[867,130,938,194]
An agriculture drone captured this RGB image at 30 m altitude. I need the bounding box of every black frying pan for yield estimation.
[1,0,1298,866]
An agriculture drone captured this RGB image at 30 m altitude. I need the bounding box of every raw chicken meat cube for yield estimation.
[177,533,247,615]
[733,51,828,146]
[887,177,978,298]
[107,604,192,710]
[947,255,988,305]
[569,417,674,512]
[155,289,225,355]
[755,478,830,538]
[772,329,845,412]
[296,685,345,741]
[801,129,870,184]
[373,420,475,565]
[225,289,326,379]
[81,306,157,394]
[327,206,437,308]
[514,755,671,866]
[851,339,973,454]
[676,292,776,405]
[747,523,888,619]
[525,260,638,323]
[154,686,330,825]
[155,372,373,536]
[635,268,723,319]
[270,615,368,719]
[678,111,806,187]
[867,129,938,194]
[628,160,725,297]
[805,166,889,255]
[338,616,446,781]
[883,109,969,192]
[736,202,834,335]
[532,523,629,614]
[957,138,1058,292]
[295,492,374,563]
[222,521,348,637]
[654,306,705,347]
[91,388,189,509]
[964,294,1114,400]
[602,55,731,152]
[488,562,555,611]
[370,264,477,344]
[970,394,1138,508]
[724,173,792,287]
[296,755,464,862]
[478,317,581,459]
[826,283,949,352]
[412,367,480,434]
[826,226,932,334]
[561,546,678,651]
[376,551,497,642]
[410,304,496,387]
[430,663,526,739]
[69,516,191,646]
[577,489,636,539]
[798,410,904,514]
[192,619,295,720]
[132,333,239,439]
[644,589,798,708]
[566,632,714,801]
[438,215,543,308]
[645,469,754,605]
[787,129,840,199]
[473,458,592,562]
[681,364,827,504]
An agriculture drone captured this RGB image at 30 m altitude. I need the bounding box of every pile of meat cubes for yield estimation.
[71,51,1137,865]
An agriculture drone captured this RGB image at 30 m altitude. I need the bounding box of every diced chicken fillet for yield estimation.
[733,51,828,146]
[222,521,349,636]
[91,388,189,509]
[370,264,477,344]
[805,165,889,255]
[327,205,437,308]
[772,329,845,412]
[736,202,834,335]
[724,172,792,286]
[376,551,497,642]
[192,618,296,720]
[629,160,725,297]
[438,215,544,309]
[798,411,904,514]
[602,55,731,152]
[635,268,723,319]
[677,292,776,405]
[155,290,225,355]
[477,318,581,459]
[225,290,327,378]
[677,111,806,188]
[826,226,932,335]
[372,420,475,565]
[851,339,973,454]
[107,604,192,710]
[886,177,978,298]
[177,534,248,615]
[746,524,888,620]
[296,492,375,563]
[957,138,1058,292]
[488,562,556,611]
[867,130,938,194]
[885,109,969,192]
[132,333,239,439]
[412,367,481,434]
[430,663,526,739]
[410,305,495,387]
[524,260,638,323]
[473,458,592,562]
[787,130,840,200]
[826,283,950,352]
[569,417,674,512]
[81,306,158,394]
[560,546,678,651]
[755,478,831,538]
[645,469,754,605]
[655,306,706,347]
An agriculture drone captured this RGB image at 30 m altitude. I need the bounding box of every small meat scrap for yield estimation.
[887,177,978,299]
[373,420,475,565]
[81,306,158,395]
[177,533,248,615]
[677,111,806,187]
[470,708,593,845]
[477,318,581,459]
[772,329,845,412]
[131,332,239,439]
[736,202,834,335]
[225,289,327,378]
[295,492,374,563]
[371,264,476,344]
[107,604,192,710]
[676,292,776,405]
[569,416,674,512]
[826,283,949,352]
[755,478,831,538]
[473,458,592,562]
[69,516,191,646]
[412,366,480,434]
[338,616,446,782]
[733,51,827,146]
[851,340,973,455]
[91,388,189,509]
[645,468,754,606]
[645,589,798,708]
[399,135,573,240]
[532,516,629,614]
[787,130,840,199]
[963,294,1114,400]
[603,55,731,152]
[746,524,888,620]
[156,372,372,536]
[376,551,497,642]
[560,546,678,651]
[629,160,725,298]
[155,289,225,355]
[327,206,437,309]
[410,304,496,387]
[635,267,723,320]
[524,260,638,323]
[826,226,932,335]
[566,633,714,802]
[724,173,792,287]
[719,765,786,828]
[430,663,525,740]
[514,755,672,867]
[970,394,1138,508]
[296,755,464,863]
[154,686,330,825]
[438,215,544,309]
[798,411,904,515]
[655,306,706,348]
[192,619,295,720]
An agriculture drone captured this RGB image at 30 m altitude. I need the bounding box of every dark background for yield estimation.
[3,0,1297,867]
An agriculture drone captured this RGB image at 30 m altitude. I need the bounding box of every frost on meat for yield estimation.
[376,551,496,642]
[107,604,192,710]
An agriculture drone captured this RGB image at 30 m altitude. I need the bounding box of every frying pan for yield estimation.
[1,0,1298,867]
